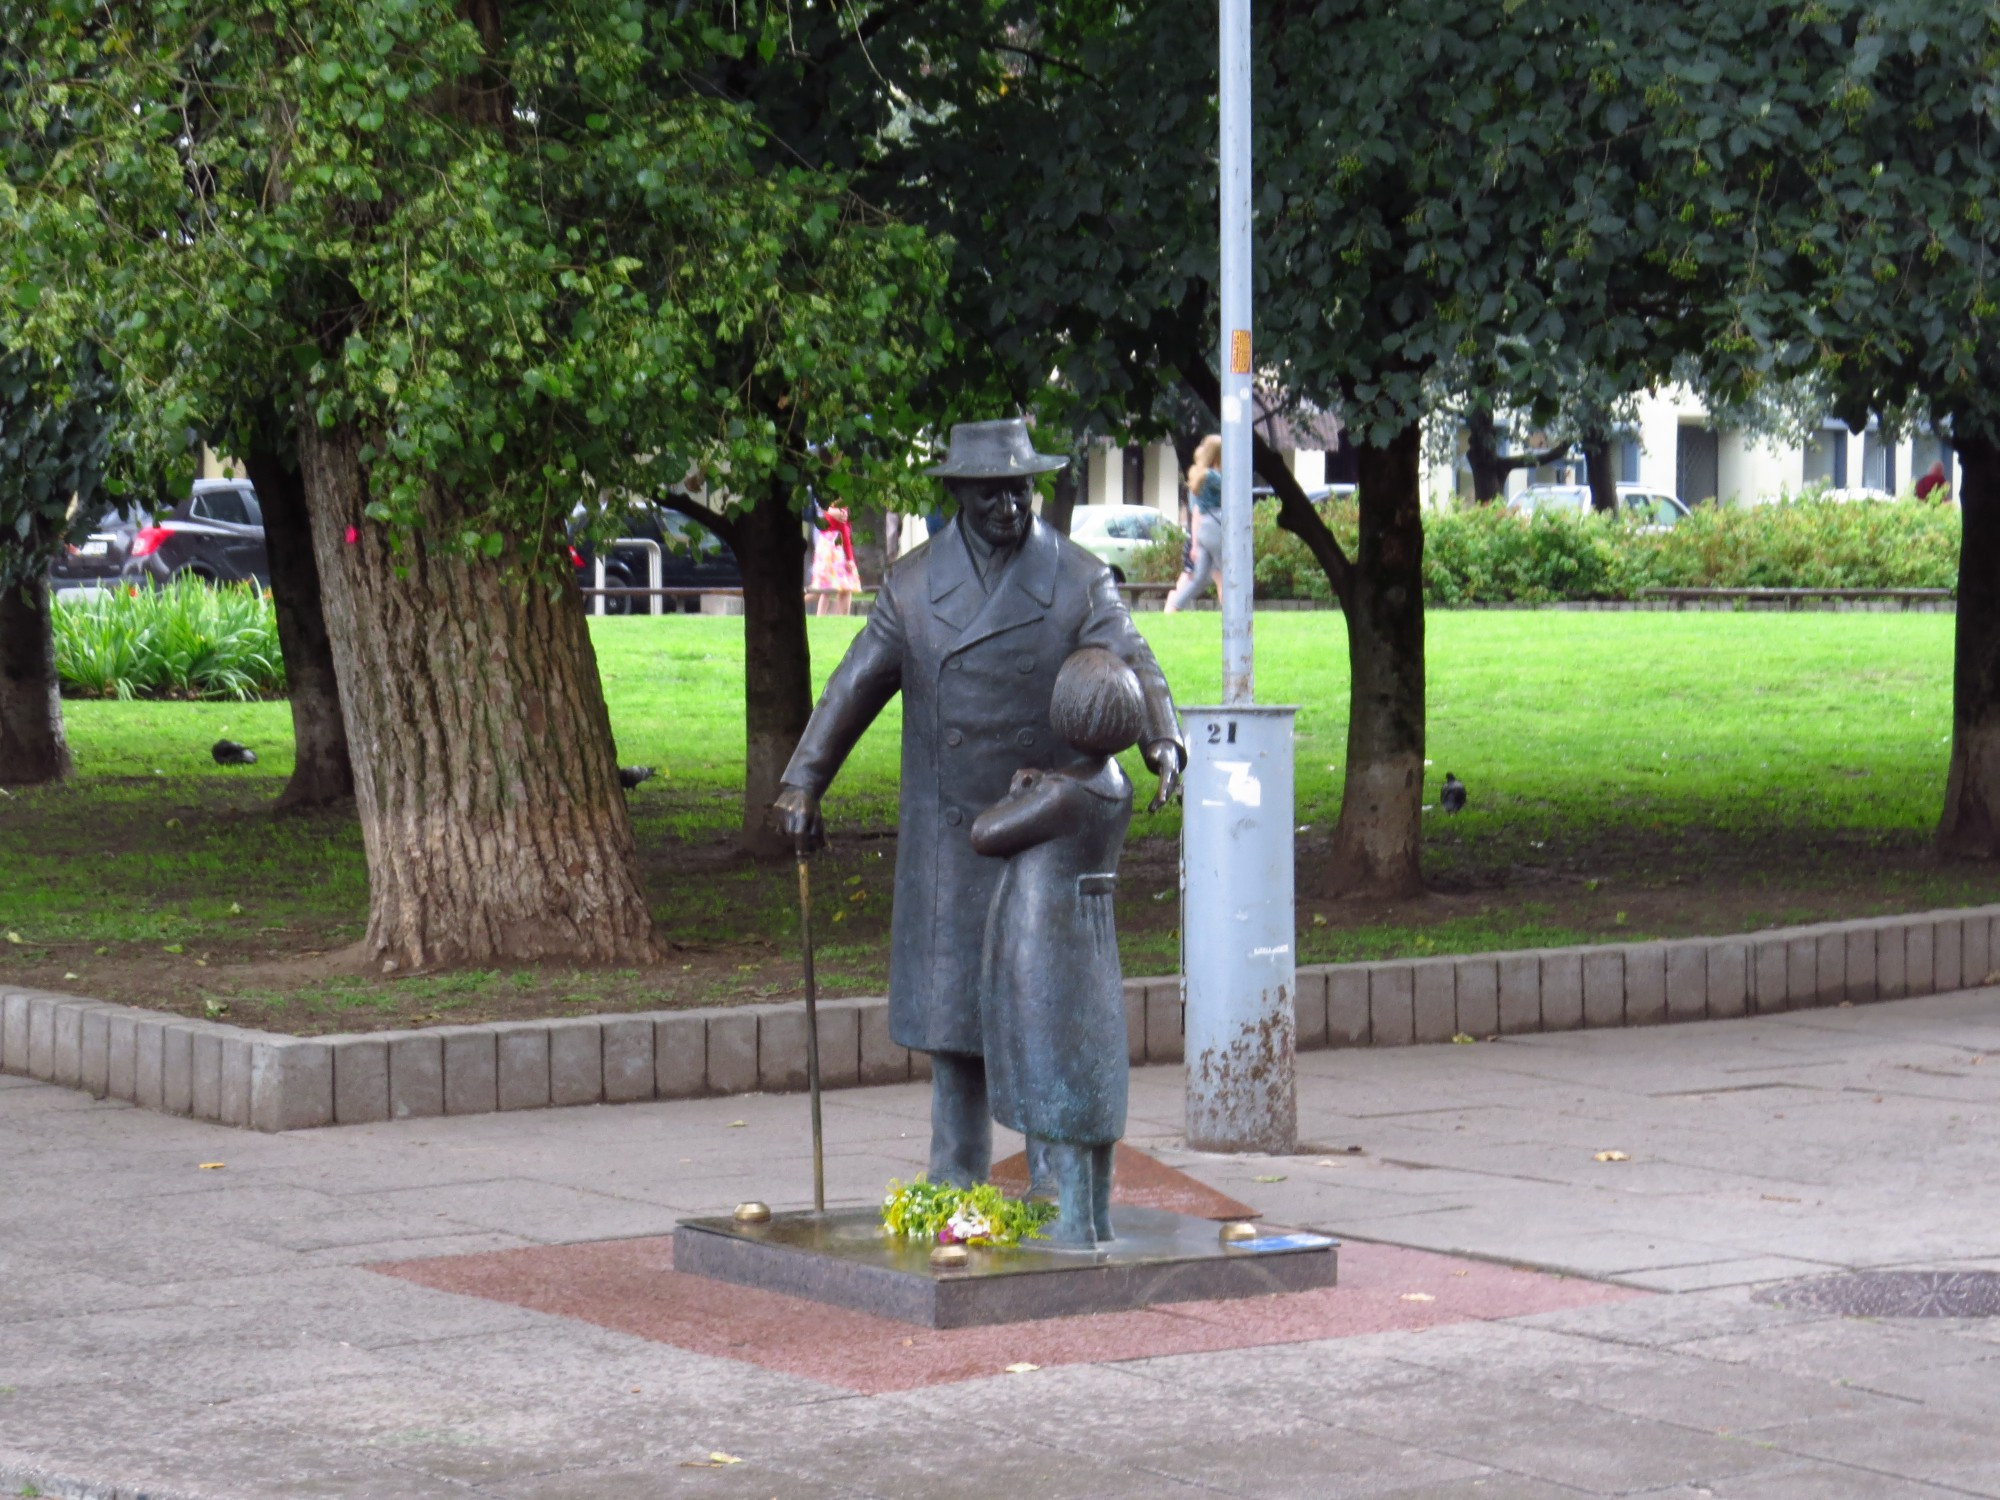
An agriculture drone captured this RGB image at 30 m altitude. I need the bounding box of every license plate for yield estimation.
[78,540,109,556]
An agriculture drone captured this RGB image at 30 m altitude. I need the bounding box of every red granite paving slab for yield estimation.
[371,1235,1643,1395]
[989,1144,1259,1222]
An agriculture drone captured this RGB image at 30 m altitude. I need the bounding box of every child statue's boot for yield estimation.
[1043,1143,1102,1248]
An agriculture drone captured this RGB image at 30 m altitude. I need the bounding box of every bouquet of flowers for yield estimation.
[881,1177,1057,1248]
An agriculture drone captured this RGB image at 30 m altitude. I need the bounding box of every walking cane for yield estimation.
[795,834,827,1214]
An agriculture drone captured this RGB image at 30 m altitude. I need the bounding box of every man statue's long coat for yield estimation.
[781,516,1181,1056]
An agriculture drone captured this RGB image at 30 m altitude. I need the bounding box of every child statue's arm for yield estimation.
[969,770,1076,858]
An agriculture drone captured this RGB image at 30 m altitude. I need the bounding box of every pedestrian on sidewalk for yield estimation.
[1164,434,1223,613]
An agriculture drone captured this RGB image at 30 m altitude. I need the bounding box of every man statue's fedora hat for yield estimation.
[926,418,1068,479]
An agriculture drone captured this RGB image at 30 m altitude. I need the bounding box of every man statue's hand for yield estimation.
[771,785,825,854]
[1142,738,1185,813]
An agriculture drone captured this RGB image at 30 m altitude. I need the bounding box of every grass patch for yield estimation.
[6,609,1999,1031]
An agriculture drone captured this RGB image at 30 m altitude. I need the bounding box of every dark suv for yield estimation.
[571,502,741,614]
[49,479,268,592]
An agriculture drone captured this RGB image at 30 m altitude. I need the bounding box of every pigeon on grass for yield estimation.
[1440,772,1467,813]
[211,740,257,766]
[618,765,655,790]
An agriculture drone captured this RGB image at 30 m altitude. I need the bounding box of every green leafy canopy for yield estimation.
[4,1,949,569]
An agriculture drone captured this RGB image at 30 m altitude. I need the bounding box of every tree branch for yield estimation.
[1492,438,1572,476]
[656,489,739,551]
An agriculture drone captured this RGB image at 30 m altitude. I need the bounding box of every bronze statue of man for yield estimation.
[772,419,1184,1185]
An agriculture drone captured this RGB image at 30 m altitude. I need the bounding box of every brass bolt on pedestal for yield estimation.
[1218,1221,1259,1245]
[930,1241,971,1270]
[733,1201,772,1224]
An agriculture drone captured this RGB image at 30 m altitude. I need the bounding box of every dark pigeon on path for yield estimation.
[211,740,257,767]
[617,765,655,790]
[1440,772,1467,814]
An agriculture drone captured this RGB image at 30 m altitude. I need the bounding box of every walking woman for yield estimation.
[1164,434,1223,613]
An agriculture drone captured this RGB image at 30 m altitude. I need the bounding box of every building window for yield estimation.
[1804,426,1848,489]
[1676,425,1720,505]
[1862,430,1895,494]
[1618,437,1641,485]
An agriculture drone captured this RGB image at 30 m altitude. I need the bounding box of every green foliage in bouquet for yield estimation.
[881,1177,1058,1248]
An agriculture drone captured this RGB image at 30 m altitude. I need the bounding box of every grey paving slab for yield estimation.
[387,1032,444,1120]
[653,1011,708,1098]
[1370,962,1415,1046]
[439,1025,499,1116]
[1411,958,1456,1044]
[494,1021,551,1111]
[1540,949,1582,1031]
[1328,966,1370,1045]
[1582,948,1624,1027]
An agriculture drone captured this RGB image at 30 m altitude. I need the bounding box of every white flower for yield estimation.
[945,1206,994,1243]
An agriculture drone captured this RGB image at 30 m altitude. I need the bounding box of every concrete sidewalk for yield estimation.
[3,989,1998,1498]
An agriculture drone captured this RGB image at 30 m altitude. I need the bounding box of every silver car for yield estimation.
[1066,504,1173,582]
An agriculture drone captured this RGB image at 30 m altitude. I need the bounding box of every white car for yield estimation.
[1509,484,1692,529]
[1066,504,1174,581]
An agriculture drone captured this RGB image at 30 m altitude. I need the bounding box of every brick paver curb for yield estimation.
[7,903,1998,1131]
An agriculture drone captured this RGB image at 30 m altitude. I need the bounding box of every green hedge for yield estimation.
[55,578,286,700]
[1132,497,1960,603]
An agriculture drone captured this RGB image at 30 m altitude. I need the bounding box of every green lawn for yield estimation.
[8,608,1999,1032]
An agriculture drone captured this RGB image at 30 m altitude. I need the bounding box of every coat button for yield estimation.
[947,658,962,671]
[945,729,964,747]
[944,807,963,826]
[1016,654,1035,673]
[1016,728,1034,747]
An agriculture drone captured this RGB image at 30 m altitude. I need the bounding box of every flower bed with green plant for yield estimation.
[1130,495,1961,604]
[882,1177,1058,1247]
[54,578,286,701]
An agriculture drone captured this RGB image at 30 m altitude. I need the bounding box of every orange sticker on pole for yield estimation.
[1229,329,1252,374]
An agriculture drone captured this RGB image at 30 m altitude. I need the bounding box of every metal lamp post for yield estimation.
[1181,0,1299,1154]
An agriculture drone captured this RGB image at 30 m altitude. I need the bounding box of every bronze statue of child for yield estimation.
[969,646,1144,1248]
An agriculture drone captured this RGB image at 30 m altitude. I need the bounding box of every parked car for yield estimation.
[1066,504,1173,582]
[49,479,268,594]
[1251,482,1354,504]
[1509,484,1692,529]
[571,501,742,614]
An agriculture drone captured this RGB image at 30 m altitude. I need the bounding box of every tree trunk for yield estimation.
[1465,405,1505,503]
[1044,442,1085,536]
[0,573,69,786]
[298,422,659,969]
[1325,423,1426,900]
[1938,430,2000,861]
[1582,431,1618,515]
[735,475,813,859]
[242,445,353,811]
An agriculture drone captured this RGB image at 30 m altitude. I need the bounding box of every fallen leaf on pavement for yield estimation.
[1252,1174,1286,1183]
[1593,1150,1630,1162]
[4,932,20,944]
[727,1120,746,1128]
[1004,1362,1039,1374]
[679,1453,744,1468]
[198,1162,226,1170]
[1450,1032,1475,1045]
[1399,1292,1435,1303]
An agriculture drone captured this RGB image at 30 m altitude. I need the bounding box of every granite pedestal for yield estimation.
[672,1205,1338,1329]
